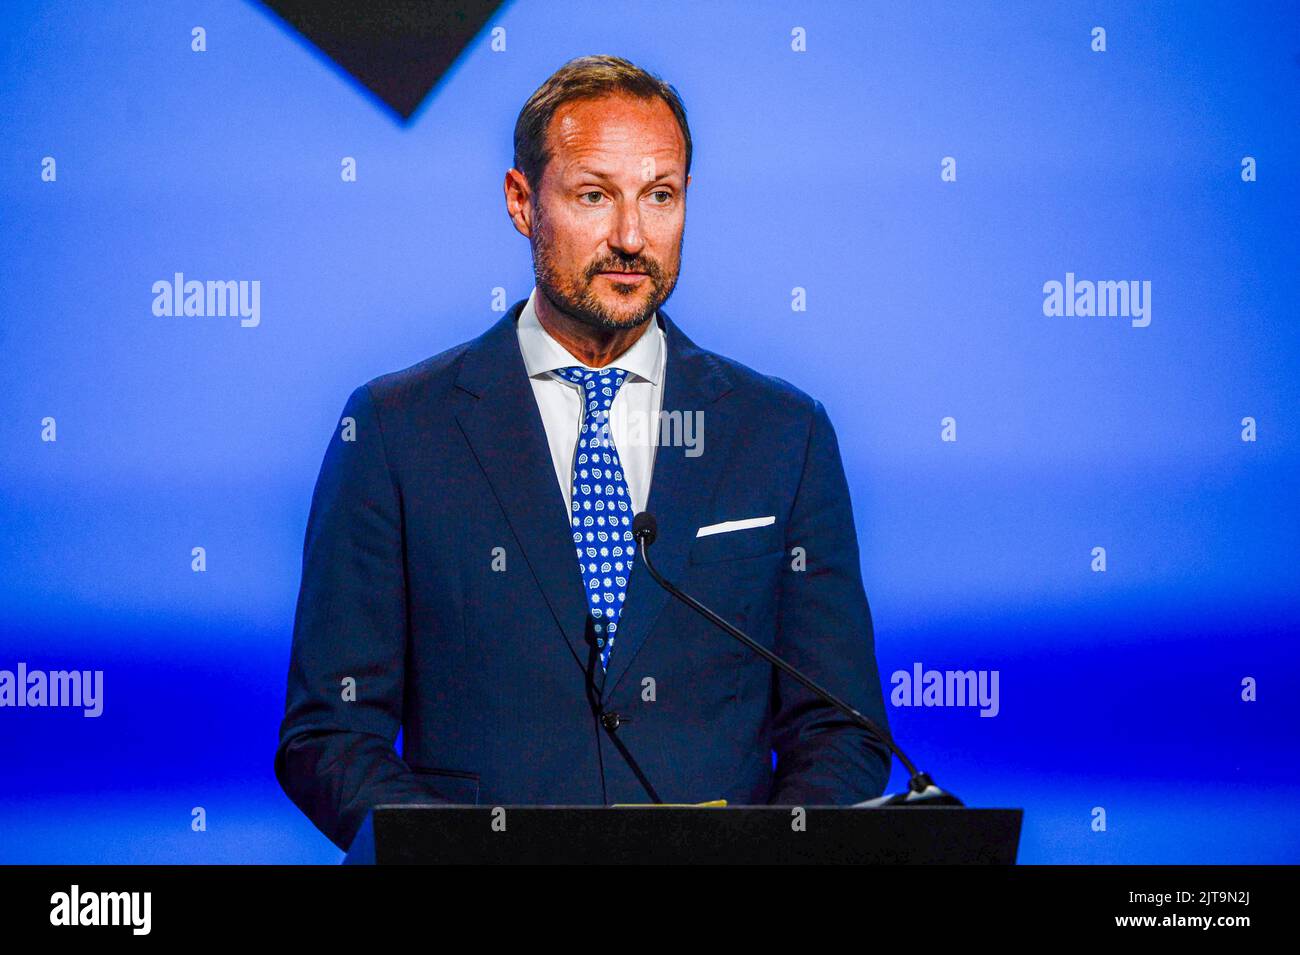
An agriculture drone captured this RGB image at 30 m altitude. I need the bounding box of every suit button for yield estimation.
[601,711,623,732]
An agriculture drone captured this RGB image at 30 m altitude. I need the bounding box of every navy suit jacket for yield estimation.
[276,299,892,850]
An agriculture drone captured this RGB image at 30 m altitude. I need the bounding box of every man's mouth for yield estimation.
[599,271,648,284]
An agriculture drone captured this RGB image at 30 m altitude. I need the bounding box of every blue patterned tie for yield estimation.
[554,365,635,672]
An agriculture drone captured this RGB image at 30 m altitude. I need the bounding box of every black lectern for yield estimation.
[343,805,1023,864]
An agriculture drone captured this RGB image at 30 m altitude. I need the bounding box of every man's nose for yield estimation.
[606,199,645,255]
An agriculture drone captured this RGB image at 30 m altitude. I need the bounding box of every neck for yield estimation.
[534,291,652,368]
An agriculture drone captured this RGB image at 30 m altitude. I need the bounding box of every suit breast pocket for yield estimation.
[689,521,784,565]
[411,766,480,805]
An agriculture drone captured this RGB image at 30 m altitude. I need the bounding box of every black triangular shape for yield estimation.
[261,0,506,120]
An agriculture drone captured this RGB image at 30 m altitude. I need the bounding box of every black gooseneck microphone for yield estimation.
[632,511,962,807]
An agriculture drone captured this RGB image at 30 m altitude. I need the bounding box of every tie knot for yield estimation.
[554,366,630,410]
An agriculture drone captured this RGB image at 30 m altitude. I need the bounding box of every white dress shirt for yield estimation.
[515,286,666,523]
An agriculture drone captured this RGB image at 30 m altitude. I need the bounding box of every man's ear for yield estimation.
[504,168,534,238]
[685,172,691,190]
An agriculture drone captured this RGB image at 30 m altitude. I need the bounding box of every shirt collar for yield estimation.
[517,285,664,385]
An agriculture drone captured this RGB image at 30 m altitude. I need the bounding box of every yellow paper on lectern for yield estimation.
[611,799,728,807]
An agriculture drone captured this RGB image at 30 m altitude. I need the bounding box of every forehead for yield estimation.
[545,93,685,176]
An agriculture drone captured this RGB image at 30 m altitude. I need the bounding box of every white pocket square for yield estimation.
[696,516,775,538]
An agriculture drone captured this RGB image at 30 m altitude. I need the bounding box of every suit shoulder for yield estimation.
[352,338,474,414]
[704,348,819,420]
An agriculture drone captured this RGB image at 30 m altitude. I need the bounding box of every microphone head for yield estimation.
[632,511,658,546]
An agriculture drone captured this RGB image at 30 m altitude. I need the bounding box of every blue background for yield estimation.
[1,0,1296,863]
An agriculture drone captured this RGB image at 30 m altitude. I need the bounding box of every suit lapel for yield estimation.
[454,301,593,669]
[600,308,735,700]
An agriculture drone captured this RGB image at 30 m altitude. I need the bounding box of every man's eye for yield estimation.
[581,192,604,204]
[650,191,671,203]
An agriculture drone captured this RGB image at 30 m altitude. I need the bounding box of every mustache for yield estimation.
[587,259,661,280]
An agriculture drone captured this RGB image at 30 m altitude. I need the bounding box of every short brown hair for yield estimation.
[512,55,692,189]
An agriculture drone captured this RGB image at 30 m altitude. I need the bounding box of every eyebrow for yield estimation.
[572,166,682,183]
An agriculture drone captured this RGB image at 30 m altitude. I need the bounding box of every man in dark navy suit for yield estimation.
[276,55,892,851]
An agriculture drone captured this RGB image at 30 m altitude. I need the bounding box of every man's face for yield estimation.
[525,93,689,331]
